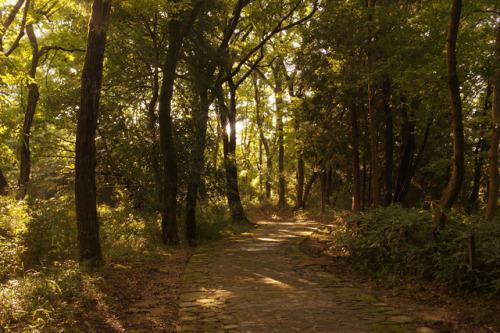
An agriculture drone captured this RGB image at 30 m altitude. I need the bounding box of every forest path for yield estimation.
[176,215,437,332]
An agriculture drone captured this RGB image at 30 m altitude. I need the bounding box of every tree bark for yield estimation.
[368,83,380,207]
[467,85,491,214]
[382,75,393,206]
[253,73,272,197]
[75,0,112,262]
[0,167,8,195]
[185,86,210,246]
[351,102,361,212]
[394,95,415,203]
[295,148,304,209]
[158,0,205,244]
[433,0,465,230]
[303,171,317,207]
[273,65,286,206]
[485,24,500,220]
[17,23,40,197]
[217,81,250,224]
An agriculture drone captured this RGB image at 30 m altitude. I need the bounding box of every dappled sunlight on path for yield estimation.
[177,217,436,332]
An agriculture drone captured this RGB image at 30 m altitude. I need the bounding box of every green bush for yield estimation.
[336,205,500,295]
[24,194,78,268]
[0,196,29,282]
[0,261,103,332]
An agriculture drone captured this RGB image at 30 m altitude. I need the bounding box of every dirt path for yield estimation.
[176,215,438,332]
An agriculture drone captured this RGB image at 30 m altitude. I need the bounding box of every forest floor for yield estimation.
[79,210,499,332]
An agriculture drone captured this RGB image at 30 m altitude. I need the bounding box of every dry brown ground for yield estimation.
[66,209,499,333]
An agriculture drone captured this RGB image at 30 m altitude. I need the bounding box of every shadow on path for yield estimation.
[177,216,437,332]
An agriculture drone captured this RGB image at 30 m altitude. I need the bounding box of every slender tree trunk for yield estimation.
[320,169,327,213]
[433,0,465,229]
[326,167,332,205]
[18,23,40,197]
[75,0,112,262]
[394,95,415,203]
[383,75,393,206]
[218,81,249,224]
[146,27,161,205]
[467,85,491,214]
[351,102,361,212]
[0,167,8,195]
[486,24,500,220]
[253,73,271,197]
[273,65,286,206]
[185,87,210,246]
[158,19,182,245]
[295,151,304,209]
[368,83,380,207]
[303,171,317,207]
[158,0,204,243]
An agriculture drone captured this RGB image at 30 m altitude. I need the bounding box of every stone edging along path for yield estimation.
[176,216,438,332]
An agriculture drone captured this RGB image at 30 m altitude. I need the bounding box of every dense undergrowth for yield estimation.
[0,191,244,332]
[330,205,500,297]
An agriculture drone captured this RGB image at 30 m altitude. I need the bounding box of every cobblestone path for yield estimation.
[177,216,437,332]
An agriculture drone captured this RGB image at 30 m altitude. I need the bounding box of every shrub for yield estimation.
[0,196,29,282]
[336,205,500,295]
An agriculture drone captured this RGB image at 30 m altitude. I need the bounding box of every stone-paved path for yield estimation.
[176,216,437,332]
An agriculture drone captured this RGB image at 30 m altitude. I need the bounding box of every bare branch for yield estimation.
[3,0,31,57]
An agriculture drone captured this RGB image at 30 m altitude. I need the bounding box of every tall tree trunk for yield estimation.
[146,20,161,207]
[351,102,361,212]
[485,24,500,220]
[433,0,465,230]
[368,84,380,207]
[18,23,40,197]
[303,170,318,207]
[467,85,491,214]
[253,73,271,197]
[185,87,210,246]
[394,95,415,203]
[158,19,181,245]
[0,167,8,195]
[158,0,205,244]
[383,75,393,206]
[273,65,286,206]
[294,108,304,209]
[218,81,249,224]
[295,149,304,209]
[75,0,112,262]
[320,169,327,213]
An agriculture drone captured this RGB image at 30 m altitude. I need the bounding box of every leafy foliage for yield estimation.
[335,205,500,295]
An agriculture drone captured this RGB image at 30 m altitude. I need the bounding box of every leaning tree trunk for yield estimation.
[485,24,500,220]
[303,171,317,207]
[433,0,465,230]
[18,23,40,197]
[75,0,112,262]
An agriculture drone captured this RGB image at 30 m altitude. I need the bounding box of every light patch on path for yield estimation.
[177,217,438,332]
